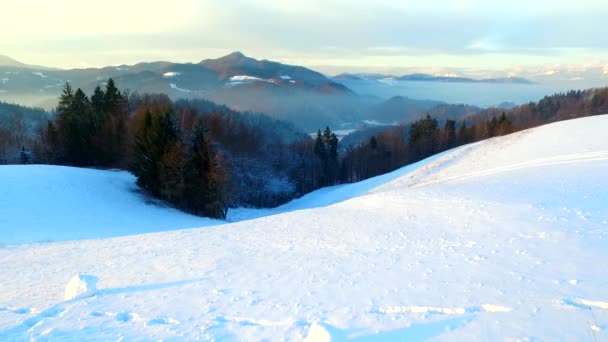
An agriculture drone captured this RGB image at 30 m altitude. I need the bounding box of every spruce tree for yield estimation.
[130,109,179,197]
[183,121,213,215]
[443,119,456,150]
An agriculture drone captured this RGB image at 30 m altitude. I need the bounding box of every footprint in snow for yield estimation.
[23,306,66,327]
[147,317,180,326]
[11,308,31,315]
[115,312,141,322]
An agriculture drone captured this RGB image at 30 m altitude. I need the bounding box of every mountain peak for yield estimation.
[0,54,25,67]
[226,51,246,59]
[216,51,251,62]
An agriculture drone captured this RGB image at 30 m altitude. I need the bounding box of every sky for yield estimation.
[2,0,608,77]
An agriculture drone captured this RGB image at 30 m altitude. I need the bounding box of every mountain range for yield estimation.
[0,52,507,131]
[332,72,533,84]
[0,52,368,130]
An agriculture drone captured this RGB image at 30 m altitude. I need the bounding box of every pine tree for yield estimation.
[183,121,214,216]
[159,140,184,204]
[205,149,230,219]
[130,109,180,197]
[457,122,468,145]
[409,114,439,161]
[313,129,326,160]
[90,85,105,128]
[103,78,128,167]
[443,119,456,150]
[497,112,513,136]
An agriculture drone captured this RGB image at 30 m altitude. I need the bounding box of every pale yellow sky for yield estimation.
[2,0,608,75]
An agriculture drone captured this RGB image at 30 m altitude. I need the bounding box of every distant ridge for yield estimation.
[0,54,58,70]
[333,72,533,84]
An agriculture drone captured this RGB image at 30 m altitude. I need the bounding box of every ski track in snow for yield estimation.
[1,115,608,341]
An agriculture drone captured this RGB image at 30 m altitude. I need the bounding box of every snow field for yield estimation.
[0,115,607,341]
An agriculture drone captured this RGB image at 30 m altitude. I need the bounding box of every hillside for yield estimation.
[0,166,218,244]
[0,115,607,341]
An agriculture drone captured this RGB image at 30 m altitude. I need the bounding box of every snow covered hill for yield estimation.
[0,166,218,245]
[1,115,607,341]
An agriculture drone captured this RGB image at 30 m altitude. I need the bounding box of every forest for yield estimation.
[1,80,607,219]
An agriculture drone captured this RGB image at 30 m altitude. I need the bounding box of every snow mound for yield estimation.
[64,274,98,300]
[0,165,218,244]
[304,322,331,342]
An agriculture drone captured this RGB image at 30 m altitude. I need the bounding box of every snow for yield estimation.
[0,165,217,244]
[169,83,193,93]
[226,75,274,87]
[230,75,265,82]
[307,129,356,141]
[64,275,98,301]
[0,115,607,341]
[280,75,292,80]
[162,71,181,78]
[304,322,331,342]
[31,72,47,78]
[362,119,397,126]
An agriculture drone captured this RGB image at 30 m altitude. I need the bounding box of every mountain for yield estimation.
[0,52,370,131]
[200,51,330,85]
[396,74,533,84]
[0,55,26,68]
[0,55,57,70]
[364,95,443,124]
[333,72,533,84]
[1,115,607,340]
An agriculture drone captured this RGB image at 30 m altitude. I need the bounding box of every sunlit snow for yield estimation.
[0,115,607,341]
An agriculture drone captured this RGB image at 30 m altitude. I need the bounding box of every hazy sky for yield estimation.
[3,0,608,75]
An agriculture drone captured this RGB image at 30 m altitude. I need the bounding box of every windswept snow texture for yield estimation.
[1,115,608,341]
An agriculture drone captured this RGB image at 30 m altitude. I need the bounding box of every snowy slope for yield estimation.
[0,166,218,244]
[1,115,608,341]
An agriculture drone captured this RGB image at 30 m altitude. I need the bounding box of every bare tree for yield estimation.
[0,125,12,164]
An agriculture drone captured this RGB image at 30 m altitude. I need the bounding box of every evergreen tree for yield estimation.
[159,140,184,204]
[184,121,221,217]
[496,112,513,136]
[130,109,179,197]
[90,85,105,129]
[369,136,378,150]
[443,119,456,150]
[56,84,94,166]
[313,129,326,160]
[409,114,439,161]
[457,122,468,145]
[312,127,339,187]
[103,78,128,167]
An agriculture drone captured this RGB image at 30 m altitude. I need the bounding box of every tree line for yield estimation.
[340,87,608,182]
[340,112,513,182]
[5,81,608,220]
